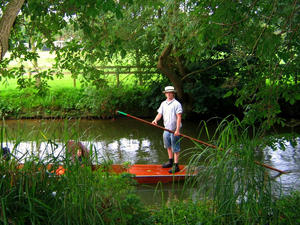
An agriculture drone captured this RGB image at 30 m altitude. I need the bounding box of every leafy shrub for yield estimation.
[149,200,216,225]
[51,88,82,110]
[77,85,151,118]
[0,98,21,117]
[273,191,300,225]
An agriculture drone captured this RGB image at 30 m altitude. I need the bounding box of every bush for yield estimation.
[77,85,152,118]
[148,200,216,224]
[273,191,300,225]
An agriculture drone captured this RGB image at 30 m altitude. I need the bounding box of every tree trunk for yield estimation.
[157,44,184,99]
[157,44,193,114]
[0,0,25,61]
[30,36,42,87]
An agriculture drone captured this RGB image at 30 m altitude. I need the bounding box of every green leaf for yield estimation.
[289,98,295,105]
[223,91,232,98]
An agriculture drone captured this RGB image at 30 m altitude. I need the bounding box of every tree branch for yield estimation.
[251,0,277,55]
[157,44,184,99]
[181,56,231,80]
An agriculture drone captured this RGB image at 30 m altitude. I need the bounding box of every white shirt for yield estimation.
[157,99,183,131]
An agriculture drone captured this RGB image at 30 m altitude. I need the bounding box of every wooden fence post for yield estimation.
[116,68,120,87]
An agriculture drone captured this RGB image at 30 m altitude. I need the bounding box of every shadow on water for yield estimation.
[1,118,299,203]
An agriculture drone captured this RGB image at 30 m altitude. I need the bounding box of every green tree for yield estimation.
[1,0,122,92]
[83,0,299,127]
[1,0,299,127]
[51,1,236,115]
[197,0,300,127]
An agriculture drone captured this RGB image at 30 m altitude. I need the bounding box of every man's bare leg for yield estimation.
[174,152,179,164]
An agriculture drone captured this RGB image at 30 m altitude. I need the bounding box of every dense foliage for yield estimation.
[1,0,299,127]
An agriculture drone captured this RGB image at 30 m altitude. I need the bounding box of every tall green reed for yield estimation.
[188,116,280,224]
[0,120,149,224]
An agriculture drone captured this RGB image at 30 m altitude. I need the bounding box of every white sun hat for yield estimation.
[163,86,176,93]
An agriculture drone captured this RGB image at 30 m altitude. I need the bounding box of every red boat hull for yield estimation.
[17,164,196,184]
[107,164,194,184]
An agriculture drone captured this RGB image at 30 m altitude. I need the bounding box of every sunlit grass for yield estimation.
[2,50,161,90]
[5,51,56,67]
[0,75,77,90]
[0,73,156,90]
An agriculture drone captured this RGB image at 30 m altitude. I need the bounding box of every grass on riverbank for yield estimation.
[0,160,149,224]
[1,152,299,224]
[0,84,159,119]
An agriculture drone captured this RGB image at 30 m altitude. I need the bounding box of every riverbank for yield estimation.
[0,86,156,120]
[1,86,299,131]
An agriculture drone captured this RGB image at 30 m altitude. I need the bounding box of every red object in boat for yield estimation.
[108,164,195,184]
[55,165,66,175]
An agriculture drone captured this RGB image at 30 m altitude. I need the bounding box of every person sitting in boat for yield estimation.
[1,147,11,161]
[66,140,90,164]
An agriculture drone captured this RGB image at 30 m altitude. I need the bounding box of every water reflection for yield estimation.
[3,139,156,164]
[264,137,300,194]
[94,138,155,163]
[2,118,200,164]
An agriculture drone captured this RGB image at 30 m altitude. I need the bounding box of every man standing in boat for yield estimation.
[152,86,183,173]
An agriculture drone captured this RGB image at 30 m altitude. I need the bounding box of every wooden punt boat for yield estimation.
[100,164,196,184]
[17,163,197,184]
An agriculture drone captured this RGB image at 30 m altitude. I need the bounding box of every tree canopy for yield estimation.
[0,0,299,127]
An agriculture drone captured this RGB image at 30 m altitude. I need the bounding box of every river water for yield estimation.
[1,118,299,202]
